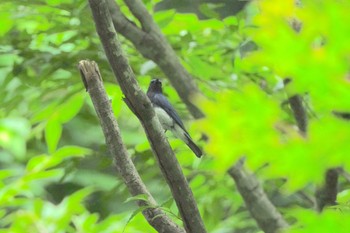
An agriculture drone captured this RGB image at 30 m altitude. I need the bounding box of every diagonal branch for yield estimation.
[88,1,206,232]
[78,60,184,233]
[123,0,155,32]
[107,0,204,119]
[228,158,289,233]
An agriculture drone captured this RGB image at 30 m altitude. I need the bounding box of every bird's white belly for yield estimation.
[154,107,188,143]
[154,107,173,130]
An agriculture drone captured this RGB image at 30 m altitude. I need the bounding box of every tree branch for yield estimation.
[315,168,339,212]
[283,76,341,212]
[288,94,308,135]
[283,78,308,136]
[88,1,206,232]
[78,60,184,233]
[333,111,350,120]
[228,158,289,233]
[123,0,155,32]
[336,167,350,183]
[107,0,204,119]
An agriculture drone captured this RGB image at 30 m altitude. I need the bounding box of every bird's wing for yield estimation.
[151,93,188,133]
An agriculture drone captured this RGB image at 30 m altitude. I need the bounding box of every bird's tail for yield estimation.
[185,136,203,158]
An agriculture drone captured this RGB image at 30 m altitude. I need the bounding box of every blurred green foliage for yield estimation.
[198,0,350,232]
[0,0,349,232]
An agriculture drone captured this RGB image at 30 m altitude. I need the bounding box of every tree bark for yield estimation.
[288,94,308,135]
[228,158,289,233]
[106,0,204,119]
[315,168,339,212]
[78,60,184,233]
[283,78,308,136]
[88,1,206,232]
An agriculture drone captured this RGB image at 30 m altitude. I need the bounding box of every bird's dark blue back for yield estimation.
[150,93,188,133]
[147,79,202,157]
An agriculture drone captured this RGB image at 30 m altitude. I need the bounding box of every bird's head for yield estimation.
[147,78,163,94]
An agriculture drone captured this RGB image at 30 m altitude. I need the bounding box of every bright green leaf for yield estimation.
[57,93,84,123]
[124,194,149,204]
[45,117,62,154]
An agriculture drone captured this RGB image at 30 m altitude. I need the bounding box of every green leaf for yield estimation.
[80,213,99,231]
[37,188,95,232]
[0,53,18,67]
[199,3,220,19]
[57,93,84,123]
[31,101,59,124]
[65,187,94,207]
[95,215,125,233]
[0,209,6,220]
[197,84,281,173]
[51,68,72,80]
[162,13,223,35]
[124,194,149,204]
[154,9,176,29]
[185,55,222,79]
[223,16,238,26]
[105,83,123,117]
[0,11,13,36]
[72,170,120,191]
[26,147,90,173]
[288,209,350,233]
[0,169,16,180]
[53,146,92,158]
[72,212,99,232]
[337,189,350,205]
[45,117,62,154]
[46,0,75,6]
[238,0,350,191]
[24,169,64,182]
[0,118,31,160]
[59,43,75,52]
[26,154,48,172]
[123,206,153,233]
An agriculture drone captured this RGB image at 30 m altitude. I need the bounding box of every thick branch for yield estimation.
[228,158,289,233]
[107,0,204,119]
[78,60,184,233]
[88,1,206,232]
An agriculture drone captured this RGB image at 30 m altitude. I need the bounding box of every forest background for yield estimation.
[1,0,350,232]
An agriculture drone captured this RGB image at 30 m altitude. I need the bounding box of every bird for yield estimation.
[147,79,203,158]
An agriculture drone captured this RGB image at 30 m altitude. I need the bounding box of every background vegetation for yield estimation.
[1,0,349,232]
